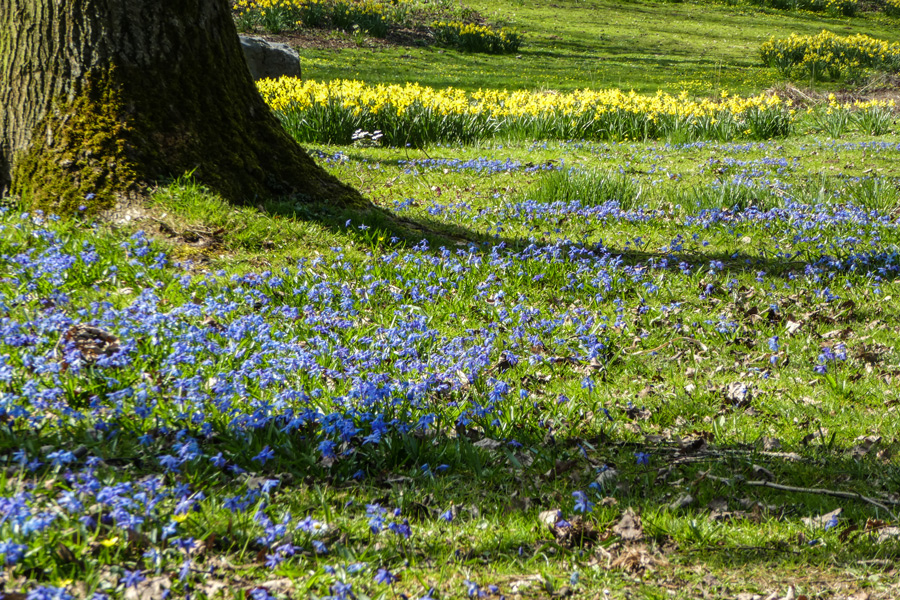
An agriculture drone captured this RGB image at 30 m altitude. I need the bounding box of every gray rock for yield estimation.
[239,35,301,80]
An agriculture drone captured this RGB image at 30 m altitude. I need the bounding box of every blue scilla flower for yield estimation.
[572,491,594,513]
[252,445,275,465]
[26,586,74,600]
[122,569,145,588]
[329,581,353,600]
[374,567,398,585]
[46,450,75,467]
[464,580,482,597]
[389,519,411,539]
[0,540,27,565]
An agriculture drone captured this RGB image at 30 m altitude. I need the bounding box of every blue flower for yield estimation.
[26,586,74,600]
[572,491,594,513]
[122,569,145,588]
[374,567,398,584]
[388,519,412,539]
[252,445,275,465]
[0,541,27,565]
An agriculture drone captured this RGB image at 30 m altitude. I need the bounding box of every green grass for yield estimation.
[299,0,900,94]
[5,132,900,597]
[4,0,900,597]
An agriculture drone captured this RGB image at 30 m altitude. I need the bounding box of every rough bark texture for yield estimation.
[0,0,363,215]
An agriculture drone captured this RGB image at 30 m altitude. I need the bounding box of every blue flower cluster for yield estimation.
[0,176,897,595]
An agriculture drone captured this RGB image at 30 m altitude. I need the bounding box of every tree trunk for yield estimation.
[0,0,364,216]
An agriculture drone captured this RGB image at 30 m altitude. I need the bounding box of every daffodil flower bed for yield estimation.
[886,0,900,16]
[430,20,523,54]
[234,0,403,36]
[257,78,796,145]
[806,95,897,137]
[749,0,858,17]
[760,30,900,82]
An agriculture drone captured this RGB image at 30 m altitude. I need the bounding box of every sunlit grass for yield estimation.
[3,133,900,597]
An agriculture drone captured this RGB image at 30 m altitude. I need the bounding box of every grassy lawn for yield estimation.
[5,133,900,598]
[299,0,900,94]
[4,1,900,599]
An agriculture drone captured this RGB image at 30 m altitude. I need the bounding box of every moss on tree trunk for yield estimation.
[0,0,365,216]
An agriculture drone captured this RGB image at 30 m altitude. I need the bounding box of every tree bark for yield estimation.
[0,0,364,215]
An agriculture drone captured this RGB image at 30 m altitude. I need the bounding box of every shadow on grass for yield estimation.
[259,191,899,284]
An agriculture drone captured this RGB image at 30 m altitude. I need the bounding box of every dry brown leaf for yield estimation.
[875,526,900,544]
[551,516,599,547]
[473,438,502,450]
[199,580,229,598]
[65,324,120,361]
[124,576,172,600]
[822,327,852,340]
[761,437,782,451]
[609,544,666,574]
[668,494,694,511]
[707,497,729,512]
[612,508,643,542]
[802,507,841,529]
[539,509,563,530]
[785,320,802,335]
[724,382,751,407]
[594,468,618,491]
[851,435,882,458]
[509,574,543,593]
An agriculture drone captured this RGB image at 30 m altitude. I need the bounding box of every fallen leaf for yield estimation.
[124,576,172,600]
[679,436,707,452]
[724,382,751,407]
[473,438,502,450]
[609,544,666,574]
[539,509,563,531]
[612,508,643,542]
[802,507,841,529]
[65,324,120,362]
[707,497,729,512]
[551,516,599,547]
[509,574,543,593]
[786,320,802,335]
[821,327,852,340]
[851,435,881,458]
[761,437,782,451]
[875,526,900,544]
[594,468,618,491]
[198,580,228,598]
[668,494,694,511]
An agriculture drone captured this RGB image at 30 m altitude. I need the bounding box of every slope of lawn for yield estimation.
[298,0,900,94]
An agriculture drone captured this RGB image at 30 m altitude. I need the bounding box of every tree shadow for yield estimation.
[261,192,900,283]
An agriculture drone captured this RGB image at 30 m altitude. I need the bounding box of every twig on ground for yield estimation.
[702,472,898,520]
